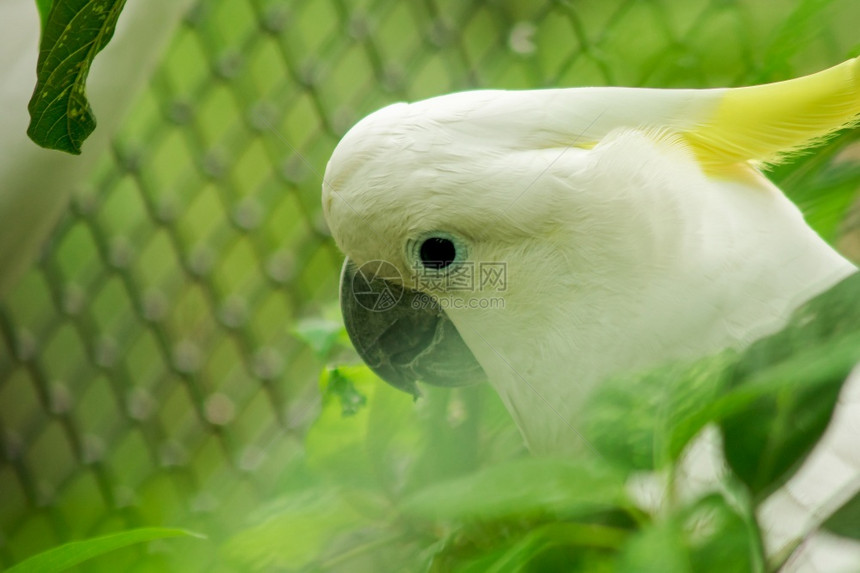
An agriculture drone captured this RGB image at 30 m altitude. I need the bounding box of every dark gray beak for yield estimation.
[340,258,486,397]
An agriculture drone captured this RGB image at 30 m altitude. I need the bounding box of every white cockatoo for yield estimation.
[0,0,195,300]
[323,57,860,570]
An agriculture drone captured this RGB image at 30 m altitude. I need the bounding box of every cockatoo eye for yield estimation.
[420,237,456,269]
[409,231,467,272]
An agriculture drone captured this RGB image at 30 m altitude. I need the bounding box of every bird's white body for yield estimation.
[445,127,855,453]
[324,58,860,570]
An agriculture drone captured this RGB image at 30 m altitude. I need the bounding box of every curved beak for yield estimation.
[340,258,486,397]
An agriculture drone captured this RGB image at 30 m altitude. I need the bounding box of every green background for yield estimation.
[2,0,859,570]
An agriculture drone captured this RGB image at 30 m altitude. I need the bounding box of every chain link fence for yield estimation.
[1,0,859,570]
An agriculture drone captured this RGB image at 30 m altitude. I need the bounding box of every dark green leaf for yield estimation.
[402,457,626,520]
[521,537,617,573]
[449,522,621,573]
[322,367,368,416]
[583,352,734,472]
[35,0,54,29]
[685,492,763,573]
[404,385,495,493]
[27,0,128,153]
[721,272,860,498]
[581,272,860,513]
[6,528,201,573]
[824,491,860,539]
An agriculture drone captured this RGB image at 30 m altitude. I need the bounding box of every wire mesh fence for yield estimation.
[1,0,859,570]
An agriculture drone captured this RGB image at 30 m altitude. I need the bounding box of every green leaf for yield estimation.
[615,492,762,573]
[582,352,734,473]
[587,271,860,494]
[721,272,860,498]
[6,527,201,573]
[402,457,626,521]
[27,0,129,154]
[616,518,690,573]
[322,367,368,417]
[448,523,622,573]
[685,492,764,573]
[35,0,54,29]
[582,271,860,520]
[401,385,514,495]
[306,366,384,489]
[306,365,418,491]
[775,129,860,242]
[823,491,860,539]
[309,366,503,502]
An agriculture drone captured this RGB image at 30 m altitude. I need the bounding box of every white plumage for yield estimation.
[325,63,858,451]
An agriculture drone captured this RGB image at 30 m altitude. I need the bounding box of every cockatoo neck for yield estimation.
[442,130,856,454]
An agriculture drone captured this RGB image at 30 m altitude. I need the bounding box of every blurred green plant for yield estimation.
[5,528,202,573]
[221,273,860,572]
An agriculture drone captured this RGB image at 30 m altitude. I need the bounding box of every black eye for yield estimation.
[419,237,457,269]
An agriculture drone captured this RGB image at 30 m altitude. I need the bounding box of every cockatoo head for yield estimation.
[323,92,621,405]
[323,95,577,284]
[323,59,859,452]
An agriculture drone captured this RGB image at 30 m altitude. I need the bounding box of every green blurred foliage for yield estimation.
[825,491,860,540]
[220,274,860,572]
[6,528,201,573]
